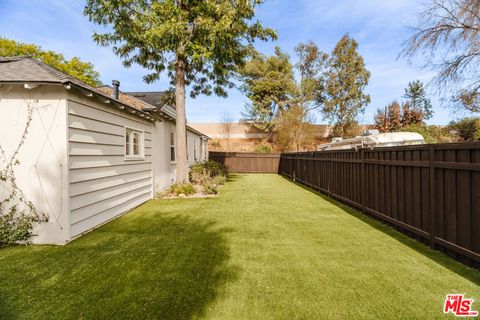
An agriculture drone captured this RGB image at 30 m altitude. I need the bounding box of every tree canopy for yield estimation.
[240,42,327,133]
[402,0,480,112]
[0,37,101,87]
[403,80,433,120]
[240,47,296,132]
[85,0,276,182]
[84,0,276,97]
[322,35,370,137]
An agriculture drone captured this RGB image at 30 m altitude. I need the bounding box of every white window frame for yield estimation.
[169,131,176,164]
[124,127,145,161]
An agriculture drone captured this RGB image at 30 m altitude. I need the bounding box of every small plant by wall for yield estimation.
[0,100,47,246]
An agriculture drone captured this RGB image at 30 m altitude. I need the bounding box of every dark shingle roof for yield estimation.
[0,56,154,120]
[0,56,67,83]
[125,91,170,108]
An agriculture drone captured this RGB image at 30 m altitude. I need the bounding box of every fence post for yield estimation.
[429,145,436,249]
[293,154,296,182]
[361,148,366,213]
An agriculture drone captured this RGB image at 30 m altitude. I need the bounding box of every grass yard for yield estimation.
[0,174,479,319]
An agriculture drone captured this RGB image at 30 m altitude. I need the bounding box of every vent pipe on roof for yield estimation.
[112,80,120,100]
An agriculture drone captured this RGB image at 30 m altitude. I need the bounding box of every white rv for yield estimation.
[317,130,425,151]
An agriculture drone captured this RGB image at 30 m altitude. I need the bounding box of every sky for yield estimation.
[0,0,468,124]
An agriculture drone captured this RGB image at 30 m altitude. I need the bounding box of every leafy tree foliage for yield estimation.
[275,105,315,152]
[374,101,402,132]
[375,80,434,132]
[0,37,101,87]
[322,35,371,138]
[449,117,480,141]
[402,0,480,112]
[398,124,450,144]
[240,42,327,133]
[374,100,426,132]
[240,47,296,132]
[294,42,329,112]
[403,80,433,120]
[84,0,276,182]
[329,121,363,139]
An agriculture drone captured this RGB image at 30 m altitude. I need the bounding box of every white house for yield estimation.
[0,56,209,244]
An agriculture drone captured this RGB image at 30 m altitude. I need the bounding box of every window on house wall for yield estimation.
[169,131,175,163]
[125,131,131,155]
[125,127,144,159]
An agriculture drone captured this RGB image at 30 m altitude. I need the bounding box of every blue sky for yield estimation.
[0,0,467,124]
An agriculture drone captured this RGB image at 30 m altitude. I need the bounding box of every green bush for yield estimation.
[168,183,196,196]
[398,124,450,144]
[203,181,218,195]
[190,170,210,185]
[190,160,228,179]
[449,117,480,141]
[212,175,227,185]
[254,144,273,153]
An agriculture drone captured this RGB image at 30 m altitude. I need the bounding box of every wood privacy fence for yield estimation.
[278,143,480,268]
[209,152,280,173]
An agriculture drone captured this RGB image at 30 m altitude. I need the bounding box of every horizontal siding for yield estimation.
[68,98,153,238]
[70,170,152,196]
[71,178,151,211]
[70,163,151,183]
[69,128,152,148]
[68,97,151,128]
[70,155,152,169]
[71,185,151,224]
[69,142,152,157]
[71,194,150,237]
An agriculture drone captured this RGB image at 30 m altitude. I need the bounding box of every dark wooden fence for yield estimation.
[209,152,280,173]
[278,143,480,268]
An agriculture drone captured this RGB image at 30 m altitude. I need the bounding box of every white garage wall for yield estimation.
[67,94,153,238]
[0,85,70,244]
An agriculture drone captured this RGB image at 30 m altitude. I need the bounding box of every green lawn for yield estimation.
[0,174,479,319]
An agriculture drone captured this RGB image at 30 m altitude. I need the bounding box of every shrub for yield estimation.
[398,124,450,144]
[254,143,273,153]
[190,160,228,179]
[203,181,218,195]
[212,175,227,185]
[168,183,196,196]
[190,170,210,185]
[449,118,480,141]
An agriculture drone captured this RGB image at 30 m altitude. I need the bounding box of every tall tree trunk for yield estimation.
[175,57,188,183]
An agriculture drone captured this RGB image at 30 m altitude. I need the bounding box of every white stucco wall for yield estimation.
[0,85,70,244]
[67,93,153,238]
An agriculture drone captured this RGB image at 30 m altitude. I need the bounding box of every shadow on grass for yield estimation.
[0,210,237,320]
[279,175,480,285]
[226,173,242,183]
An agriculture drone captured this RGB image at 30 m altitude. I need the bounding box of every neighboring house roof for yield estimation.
[99,86,207,138]
[0,56,156,121]
[126,91,177,119]
[125,91,170,108]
